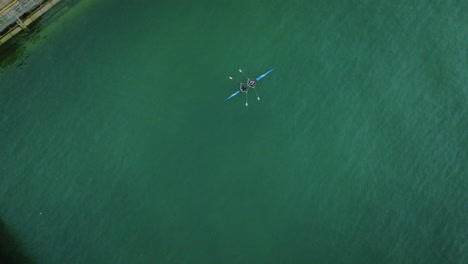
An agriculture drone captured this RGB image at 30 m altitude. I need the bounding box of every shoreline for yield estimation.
[0,0,17,12]
[0,0,61,45]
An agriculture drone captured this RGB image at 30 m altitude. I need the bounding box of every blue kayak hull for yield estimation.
[225,68,274,101]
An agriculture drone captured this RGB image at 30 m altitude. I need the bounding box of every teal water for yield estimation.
[1,0,467,263]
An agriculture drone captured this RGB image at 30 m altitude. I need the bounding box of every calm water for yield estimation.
[1,0,466,263]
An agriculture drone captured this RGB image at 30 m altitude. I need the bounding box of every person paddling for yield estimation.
[240,84,249,93]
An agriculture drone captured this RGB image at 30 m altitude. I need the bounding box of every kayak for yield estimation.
[225,68,275,103]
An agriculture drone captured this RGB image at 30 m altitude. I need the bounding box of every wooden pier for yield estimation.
[0,0,61,45]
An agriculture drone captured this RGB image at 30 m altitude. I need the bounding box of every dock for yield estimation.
[0,0,61,45]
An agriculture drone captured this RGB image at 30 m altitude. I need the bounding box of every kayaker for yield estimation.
[240,84,249,92]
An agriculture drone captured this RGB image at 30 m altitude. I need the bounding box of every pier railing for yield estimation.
[0,0,43,32]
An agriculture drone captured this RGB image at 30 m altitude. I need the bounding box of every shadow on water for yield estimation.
[0,0,81,73]
[0,217,33,264]
[0,22,40,73]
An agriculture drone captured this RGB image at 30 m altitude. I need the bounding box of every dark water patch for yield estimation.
[0,217,34,264]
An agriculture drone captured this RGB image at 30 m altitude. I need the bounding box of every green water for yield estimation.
[1,0,466,263]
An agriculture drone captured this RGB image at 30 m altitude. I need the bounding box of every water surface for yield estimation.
[1,0,466,263]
